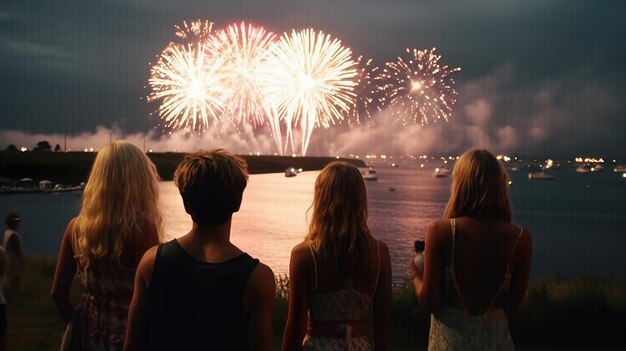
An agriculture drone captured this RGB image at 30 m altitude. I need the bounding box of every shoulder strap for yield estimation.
[449,218,456,268]
[487,225,525,311]
[448,218,468,312]
[148,242,166,291]
[504,226,525,278]
[307,241,318,292]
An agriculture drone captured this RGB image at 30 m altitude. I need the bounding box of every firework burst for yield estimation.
[379,47,460,125]
[259,28,357,156]
[213,22,277,128]
[148,42,228,132]
[174,19,214,42]
[343,55,383,125]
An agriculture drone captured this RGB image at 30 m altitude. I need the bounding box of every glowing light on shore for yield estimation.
[259,28,357,156]
[379,48,460,125]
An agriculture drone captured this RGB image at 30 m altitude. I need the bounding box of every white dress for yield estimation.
[428,218,523,351]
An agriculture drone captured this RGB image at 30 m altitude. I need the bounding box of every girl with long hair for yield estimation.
[52,140,163,350]
[282,161,392,351]
[412,149,532,350]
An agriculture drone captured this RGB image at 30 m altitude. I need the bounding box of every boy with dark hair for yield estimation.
[125,149,275,351]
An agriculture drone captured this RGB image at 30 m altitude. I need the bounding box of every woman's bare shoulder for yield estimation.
[425,219,452,248]
[290,241,314,263]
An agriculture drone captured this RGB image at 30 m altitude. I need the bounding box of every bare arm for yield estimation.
[245,263,276,351]
[124,246,158,351]
[50,219,78,324]
[281,244,311,351]
[413,220,446,314]
[125,221,160,268]
[6,232,23,258]
[506,228,532,318]
[0,248,7,277]
[373,241,392,351]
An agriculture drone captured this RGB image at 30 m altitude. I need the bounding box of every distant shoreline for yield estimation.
[0,150,366,186]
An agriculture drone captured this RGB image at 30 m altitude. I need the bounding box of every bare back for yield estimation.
[440,217,529,316]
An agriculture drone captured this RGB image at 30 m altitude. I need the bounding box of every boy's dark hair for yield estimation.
[174,149,249,225]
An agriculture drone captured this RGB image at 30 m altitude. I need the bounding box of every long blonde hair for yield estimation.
[306,161,373,274]
[444,149,512,222]
[76,140,163,264]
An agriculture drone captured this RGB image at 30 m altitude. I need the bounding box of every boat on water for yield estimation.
[576,164,591,173]
[360,167,378,181]
[284,167,298,177]
[433,167,451,178]
[577,163,604,173]
[48,183,85,193]
[614,165,626,173]
[528,171,555,180]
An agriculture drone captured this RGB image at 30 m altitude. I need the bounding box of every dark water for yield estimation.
[2,163,625,284]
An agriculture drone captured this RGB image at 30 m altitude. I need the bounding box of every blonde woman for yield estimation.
[51,140,162,350]
[282,161,392,351]
[412,149,532,350]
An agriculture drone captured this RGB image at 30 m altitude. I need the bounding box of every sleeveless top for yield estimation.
[428,218,524,351]
[71,229,135,350]
[302,240,381,351]
[148,239,259,351]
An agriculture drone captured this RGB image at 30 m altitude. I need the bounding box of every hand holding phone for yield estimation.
[413,240,425,276]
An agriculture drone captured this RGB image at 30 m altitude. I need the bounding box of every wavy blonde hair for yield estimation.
[76,140,163,264]
[444,149,512,222]
[306,161,373,275]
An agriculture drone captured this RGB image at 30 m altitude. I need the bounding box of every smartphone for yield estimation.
[414,240,425,252]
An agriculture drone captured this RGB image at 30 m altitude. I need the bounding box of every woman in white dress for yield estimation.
[412,149,532,350]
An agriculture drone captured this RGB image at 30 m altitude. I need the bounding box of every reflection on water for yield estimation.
[162,166,452,281]
[2,164,626,283]
[160,171,317,278]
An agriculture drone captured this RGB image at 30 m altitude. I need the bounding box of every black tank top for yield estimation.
[148,239,259,350]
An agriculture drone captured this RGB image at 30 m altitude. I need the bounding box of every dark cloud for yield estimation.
[1,0,625,157]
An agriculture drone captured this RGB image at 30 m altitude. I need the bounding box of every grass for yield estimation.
[6,257,626,350]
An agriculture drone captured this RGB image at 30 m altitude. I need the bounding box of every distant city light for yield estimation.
[20,147,28,152]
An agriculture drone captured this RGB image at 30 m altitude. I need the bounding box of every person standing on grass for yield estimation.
[282,161,392,351]
[51,140,163,350]
[3,212,24,298]
[0,244,7,351]
[125,149,276,351]
[411,149,532,350]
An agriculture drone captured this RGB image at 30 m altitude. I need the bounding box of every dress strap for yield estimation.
[307,241,318,292]
[486,225,525,311]
[449,218,456,267]
[448,218,467,311]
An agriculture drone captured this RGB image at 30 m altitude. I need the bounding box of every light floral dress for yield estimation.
[302,241,380,351]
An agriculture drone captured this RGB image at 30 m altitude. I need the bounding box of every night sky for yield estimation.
[1,0,625,158]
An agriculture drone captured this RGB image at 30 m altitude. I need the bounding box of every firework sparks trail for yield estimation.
[213,22,283,151]
[148,41,228,132]
[379,48,461,126]
[174,19,214,41]
[344,55,384,126]
[259,28,357,156]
